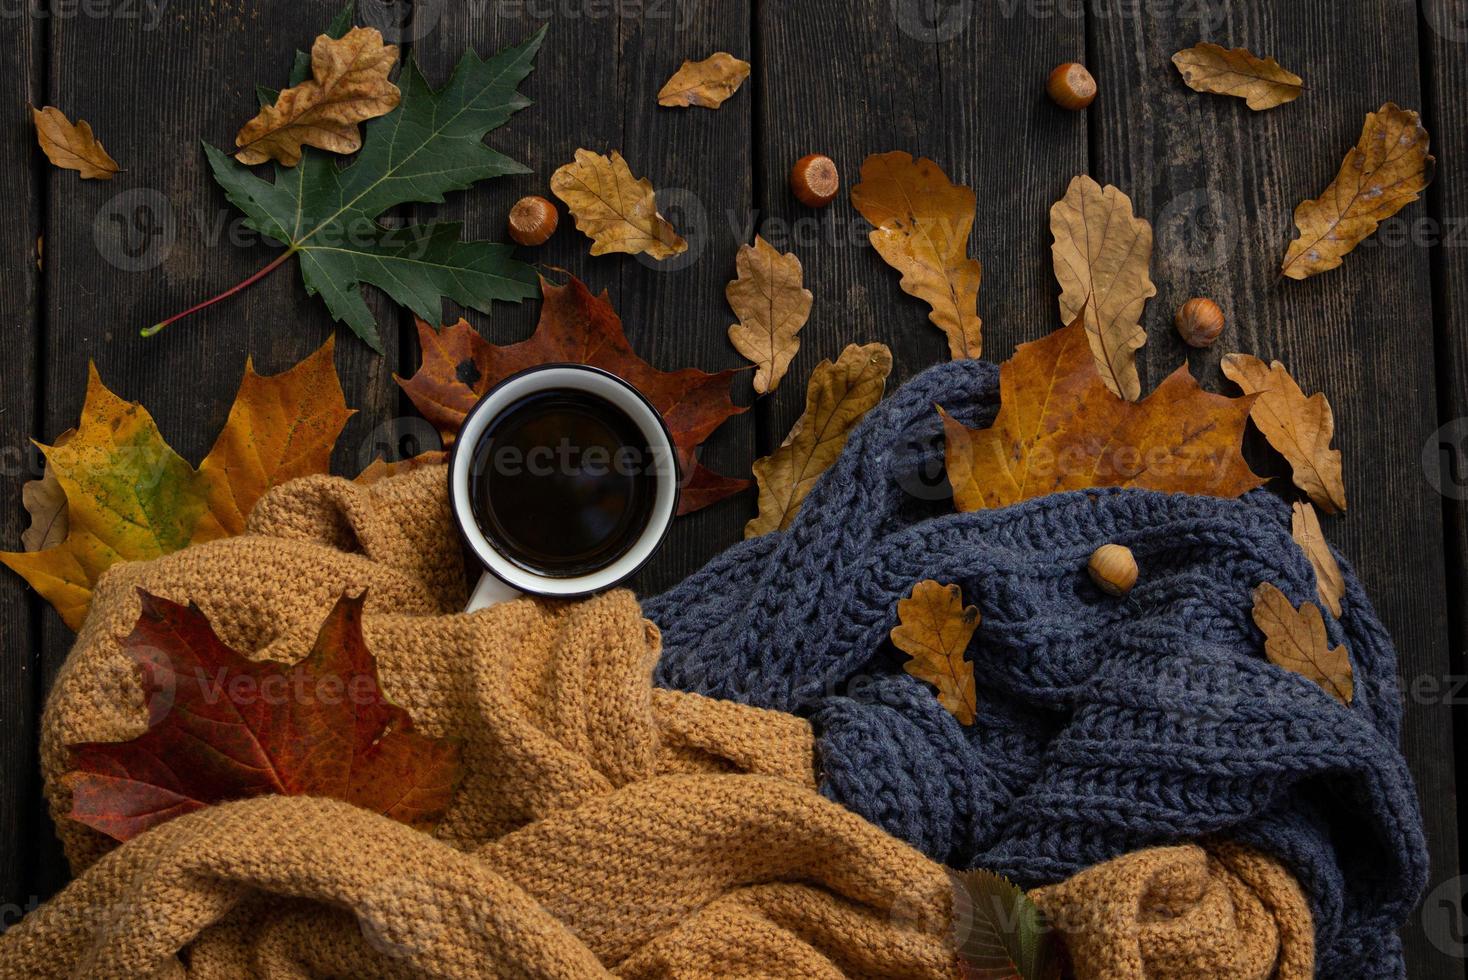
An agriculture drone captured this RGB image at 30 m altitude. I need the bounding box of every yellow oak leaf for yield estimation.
[1170,42,1303,110]
[19,429,73,552]
[1291,502,1345,619]
[726,235,813,395]
[1251,582,1353,704]
[851,151,983,360]
[235,27,401,167]
[1220,353,1346,514]
[746,343,892,537]
[32,106,120,179]
[942,316,1263,512]
[1281,103,1434,279]
[550,149,688,260]
[892,580,980,726]
[1,343,352,630]
[1050,175,1156,401]
[657,52,751,109]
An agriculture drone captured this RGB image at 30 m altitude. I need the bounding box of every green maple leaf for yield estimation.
[148,23,546,352]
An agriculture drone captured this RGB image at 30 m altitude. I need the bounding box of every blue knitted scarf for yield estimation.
[646,358,1428,979]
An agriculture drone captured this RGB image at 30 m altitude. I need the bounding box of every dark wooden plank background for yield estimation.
[0,2,1463,975]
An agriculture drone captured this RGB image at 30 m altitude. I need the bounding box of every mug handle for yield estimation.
[466,571,522,613]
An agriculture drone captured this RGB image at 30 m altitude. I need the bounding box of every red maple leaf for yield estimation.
[63,591,462,842]
[395,273,750,515]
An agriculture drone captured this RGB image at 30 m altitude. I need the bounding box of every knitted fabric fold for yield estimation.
[645,358,1428,979]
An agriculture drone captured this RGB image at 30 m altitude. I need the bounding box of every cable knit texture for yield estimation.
[4,465,1317,978]
[646,357,1428,980]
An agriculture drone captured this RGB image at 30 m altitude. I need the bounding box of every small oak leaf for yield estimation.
[550,149,688,260]
[1281,103,1433,279]
[1221,353,1346,513]
[746,343,892,536]
[1170,42,1303,111]
[32,106,121,179]
[235,27,402,167]
[1251,582,1353,704]
[892,580,980,726]
[1291,502,1345,618]
[1050,175,1156,401]
[657,52,751,109]
[726,235,813,394]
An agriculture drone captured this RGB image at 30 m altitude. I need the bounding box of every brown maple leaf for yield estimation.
[942,316,1263,512]
[396,274,748,515]
[63,591,463,842]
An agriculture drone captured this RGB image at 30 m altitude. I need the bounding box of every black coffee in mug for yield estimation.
[466,389,658,577]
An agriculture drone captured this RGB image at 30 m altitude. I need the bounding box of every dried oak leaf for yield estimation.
[1220,353,1346,513]
[953,868,1063,980]
[891,580,980,726]
[62,591,463,842]
[942,316,1263,512]
[235,27,402,167]
[657,52,751,109]
[1170,42,1303,111]
[1251,582,1353,704]
[1050,175,1156,401]
[1281,103,1434,279]
[396,274,747,515]
[550,149,688,260]
[745,343,892,537]
[1291,501,1345,618]
[726,235,813,395]
[851,151,983,360]
[0,341,353,630]
[32,106,120,179]
[19,429,73,552]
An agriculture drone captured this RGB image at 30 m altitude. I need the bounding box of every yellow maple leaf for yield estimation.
[657,52,751,109]
[32,106,120,179]
[1050,175,1156,401]
[1281,103,1434,279]
[892,580,980,725]
[941,316,1263,512]
[726,235,813,395]
[550,149,688,260]
[851,151,983,360]
[1,341,352,630]
[235,27,401,167]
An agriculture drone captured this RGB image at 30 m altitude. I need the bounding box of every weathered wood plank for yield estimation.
[752,1,1087,452]
[0,8,43,927]
[34,0,404,897]
[411,0,755,597]
[1090,7,1456,975]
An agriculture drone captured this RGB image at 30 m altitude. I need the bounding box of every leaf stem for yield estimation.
[142,248,296,338]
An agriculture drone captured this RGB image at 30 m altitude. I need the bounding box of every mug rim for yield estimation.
[447,362,681,598]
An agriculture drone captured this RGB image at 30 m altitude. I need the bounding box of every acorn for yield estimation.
[790,153,840,207]
[508,195,558,247]
[1087,544,1138,597]
[1047,62,1097,111]
[1174,297,1225,348]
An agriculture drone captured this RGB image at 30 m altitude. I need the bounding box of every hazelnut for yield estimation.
[1087,544,1138,597]
[1047,62,1097,111]
[790,153,840,208]
[508,195,558,247]
[1175,297,1225,348]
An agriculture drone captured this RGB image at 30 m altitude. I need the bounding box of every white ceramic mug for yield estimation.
[449,363,680,612]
